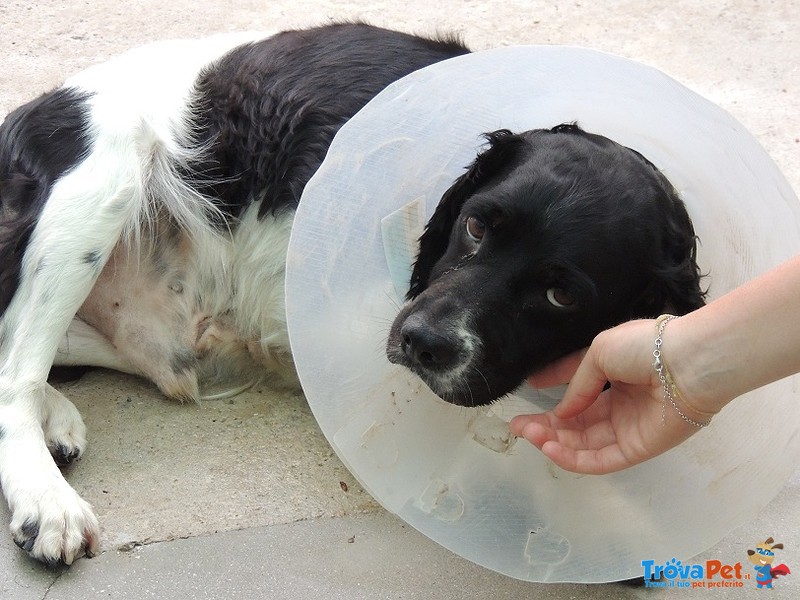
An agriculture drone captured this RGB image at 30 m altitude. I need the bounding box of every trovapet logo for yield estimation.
[641,558,747,589]
[746,537,791,590]
[641,535,791,590]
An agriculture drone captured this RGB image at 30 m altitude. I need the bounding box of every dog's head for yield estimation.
[386,124,705,406]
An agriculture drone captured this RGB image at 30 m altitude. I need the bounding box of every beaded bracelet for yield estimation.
[653,314,714,428]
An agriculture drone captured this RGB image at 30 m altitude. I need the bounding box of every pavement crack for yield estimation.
[41,568,64,600]
[117,533,193,552]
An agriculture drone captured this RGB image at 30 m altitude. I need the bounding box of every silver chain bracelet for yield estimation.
[653,315,712,428]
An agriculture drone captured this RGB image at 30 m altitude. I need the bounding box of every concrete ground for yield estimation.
[1,1,799,598]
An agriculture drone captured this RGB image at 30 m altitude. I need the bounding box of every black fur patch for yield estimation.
[0,87,93,316]
[14,518,39,552]
[170,348,196,375]
[82,250,102,265]
[191,23,469,220]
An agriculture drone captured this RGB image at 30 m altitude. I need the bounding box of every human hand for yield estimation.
[509,319,709,474]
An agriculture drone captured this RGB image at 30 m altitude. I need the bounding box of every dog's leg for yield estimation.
[42,384,87,468]
[0,144,141,564]
[55,317,138,374]
[0,394,98,566]
[50,317,140,468]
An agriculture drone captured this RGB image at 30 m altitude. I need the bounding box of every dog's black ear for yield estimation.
[654,231,706,315]
[633,177,707,316]
[407,130,522,299]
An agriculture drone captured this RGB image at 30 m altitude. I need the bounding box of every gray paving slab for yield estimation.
[5,489,800,600]
[15,513,637,600]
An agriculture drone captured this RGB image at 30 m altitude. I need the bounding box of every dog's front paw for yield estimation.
[42,386,87,467]
[10,482,99,566]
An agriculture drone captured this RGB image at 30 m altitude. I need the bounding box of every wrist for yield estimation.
[658,313,735,416]
[654,315,716,427]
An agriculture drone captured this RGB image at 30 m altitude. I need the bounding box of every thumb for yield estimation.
[551,342,609,420]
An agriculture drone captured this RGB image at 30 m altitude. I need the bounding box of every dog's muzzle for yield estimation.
[396,313,463,372]
[386,308,480,400]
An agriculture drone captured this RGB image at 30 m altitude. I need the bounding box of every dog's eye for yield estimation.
[465,216,486,242]
[546,288,575,308]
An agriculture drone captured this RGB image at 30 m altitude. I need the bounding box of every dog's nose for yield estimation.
[400,315,459,370]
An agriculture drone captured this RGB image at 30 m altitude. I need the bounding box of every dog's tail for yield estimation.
[125,116,228,252]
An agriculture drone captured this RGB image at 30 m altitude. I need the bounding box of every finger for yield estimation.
[509,412,564,435]
[508,413,543,437]
[512,409,618,451]
[551,345,610,420]
[510,417,555,448]
[540,440,629,475]
[526,349,586,388]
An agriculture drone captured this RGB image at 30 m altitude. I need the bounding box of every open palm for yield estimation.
[510,320,703,474]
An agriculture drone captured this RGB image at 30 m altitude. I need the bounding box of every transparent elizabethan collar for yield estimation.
[285,46,800,583]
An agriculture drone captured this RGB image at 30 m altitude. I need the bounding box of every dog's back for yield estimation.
[0,23,469,318]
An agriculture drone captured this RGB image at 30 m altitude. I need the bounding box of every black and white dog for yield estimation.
[0,23,703,566]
